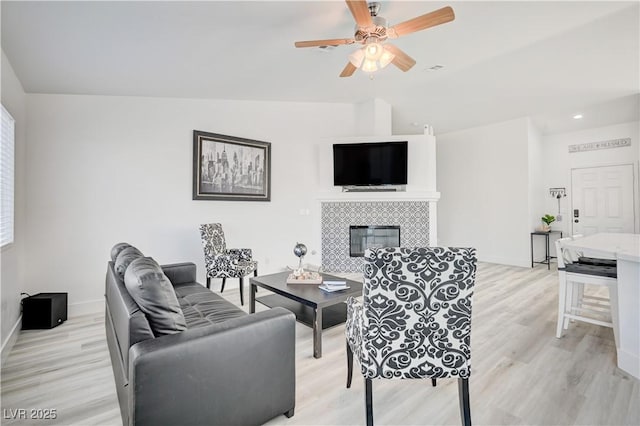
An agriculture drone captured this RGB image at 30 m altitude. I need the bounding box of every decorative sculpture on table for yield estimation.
[286,243,321,284]
[293,243,307,277]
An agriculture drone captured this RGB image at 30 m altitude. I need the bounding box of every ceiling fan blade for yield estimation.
[340,62,358,78]
[294,38,355,48]
[384,44,416,72]
[346,0,373,28]
[389,6,455,38]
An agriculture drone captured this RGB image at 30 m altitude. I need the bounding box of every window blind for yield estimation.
[1,104,15,247]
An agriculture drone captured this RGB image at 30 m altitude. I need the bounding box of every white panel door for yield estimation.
[571,164,635,235]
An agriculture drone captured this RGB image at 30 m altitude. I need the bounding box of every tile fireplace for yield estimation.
[321,200,430,273]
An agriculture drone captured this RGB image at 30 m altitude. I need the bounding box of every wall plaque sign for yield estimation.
[568,138,631,153]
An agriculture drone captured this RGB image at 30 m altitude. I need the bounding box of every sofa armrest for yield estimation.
[161,262,196,285]
[128,307,295,426]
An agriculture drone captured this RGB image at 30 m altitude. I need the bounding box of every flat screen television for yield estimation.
[333,141,408,186]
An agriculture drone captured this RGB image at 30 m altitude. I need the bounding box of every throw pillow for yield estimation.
[114,246,143,279]
[124,257,187,337]
[110,242,131,262]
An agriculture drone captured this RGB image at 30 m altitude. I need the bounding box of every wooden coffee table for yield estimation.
[249,271,363,358]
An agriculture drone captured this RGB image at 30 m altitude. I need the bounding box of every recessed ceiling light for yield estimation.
[573,114,583,119]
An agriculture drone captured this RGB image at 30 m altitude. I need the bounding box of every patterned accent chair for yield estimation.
[199,223,258,306]
[345,247,477,426]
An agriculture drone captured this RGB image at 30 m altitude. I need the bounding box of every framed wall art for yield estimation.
[193,131,271,201]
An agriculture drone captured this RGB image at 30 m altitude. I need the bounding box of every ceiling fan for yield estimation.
[294,0,455,77]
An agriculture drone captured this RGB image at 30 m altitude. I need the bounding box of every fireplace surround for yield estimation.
[321,200,430,273]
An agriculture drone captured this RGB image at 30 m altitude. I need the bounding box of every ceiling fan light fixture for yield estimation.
[364,38,383,61]
[349,48,365,67]
[295,3,455,78]
[379,47,395,68]
[362,59,379,73]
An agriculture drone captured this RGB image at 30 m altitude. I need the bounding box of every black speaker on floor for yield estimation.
[22,293,68,329]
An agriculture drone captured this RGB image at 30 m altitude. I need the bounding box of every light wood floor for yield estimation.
[2,263,638,425]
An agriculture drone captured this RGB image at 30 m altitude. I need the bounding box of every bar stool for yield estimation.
[555,237,619,346]
[569,234,618,312]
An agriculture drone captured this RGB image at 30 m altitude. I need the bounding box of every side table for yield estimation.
[530,230,563,270]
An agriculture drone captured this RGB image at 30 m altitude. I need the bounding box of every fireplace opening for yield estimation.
[349,225,400,257]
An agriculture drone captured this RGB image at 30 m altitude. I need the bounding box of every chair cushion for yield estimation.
[124,257,187,337]
[110,242,132,262]
[173,283,247,328]
[564,262,617,278]
[114,246,143,278]
[578,257,616,267]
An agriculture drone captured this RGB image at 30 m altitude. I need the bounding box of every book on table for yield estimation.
[319,280,349,292]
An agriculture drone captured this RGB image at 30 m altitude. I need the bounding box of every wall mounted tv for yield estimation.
[333,141,408,187]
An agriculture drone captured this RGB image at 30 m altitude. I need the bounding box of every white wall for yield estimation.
[1,51,27,355]
[354,98,392,136]
[23,94,357,312]
[528,119,548,258]
[541,121,640,237]
[437,117,531,267]
[528,119,545,230]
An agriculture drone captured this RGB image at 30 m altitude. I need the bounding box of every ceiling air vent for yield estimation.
[425,64,445,71]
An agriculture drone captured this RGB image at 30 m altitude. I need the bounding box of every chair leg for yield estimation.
[365,378,373,426]
[221,278,226,293]
[206,277,211,289]
[346,340,354,388]
[564,280,574,330]
[458,378,471,426]
[556,273,567,338]
[432,378,437,387]
[239,277,244,306]
[254,269,258,293]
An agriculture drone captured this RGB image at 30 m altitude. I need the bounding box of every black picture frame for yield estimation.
[193,130,271,201]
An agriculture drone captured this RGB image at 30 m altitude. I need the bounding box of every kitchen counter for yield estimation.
[564,233,640,379]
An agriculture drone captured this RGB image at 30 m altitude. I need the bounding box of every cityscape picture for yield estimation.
[193,131,271,201]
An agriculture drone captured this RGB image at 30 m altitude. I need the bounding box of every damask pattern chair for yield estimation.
[199,223,258,306]
[345,247,477,426]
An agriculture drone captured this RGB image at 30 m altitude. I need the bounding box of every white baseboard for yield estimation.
[1,314,22,366]
[478,255,531,268]
[68,299,104,317]
[617,348,640,379]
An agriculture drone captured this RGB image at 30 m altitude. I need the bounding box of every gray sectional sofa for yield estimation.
[105,243,296,426]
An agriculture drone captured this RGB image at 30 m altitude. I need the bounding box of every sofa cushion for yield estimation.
[111,242,132,262]
[173,282,247,328]
[114,246,143,279]
[124,257,187,337]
